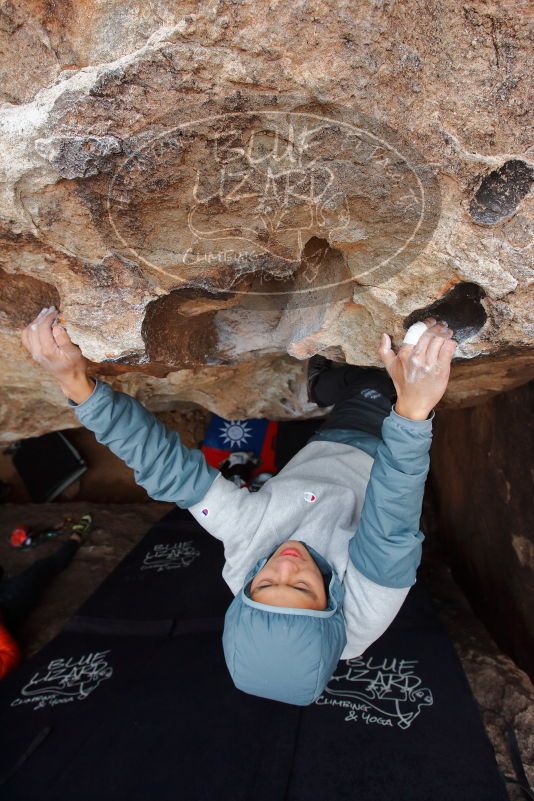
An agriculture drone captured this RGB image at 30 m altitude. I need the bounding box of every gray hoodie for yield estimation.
[69,379,433,660]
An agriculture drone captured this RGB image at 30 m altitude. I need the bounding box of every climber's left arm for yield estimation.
[348,317,456,586]
[340,318,457,658]
[339,405,433,658]
[348,404,433,589]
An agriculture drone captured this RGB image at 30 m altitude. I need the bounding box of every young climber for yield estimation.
[0,527,89,680]
[21,306,456,705]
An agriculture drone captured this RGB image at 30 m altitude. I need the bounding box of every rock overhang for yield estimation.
[0,3,532,440]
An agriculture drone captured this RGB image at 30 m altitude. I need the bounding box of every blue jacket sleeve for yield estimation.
[348,406,434,589]
[68,379,219,508]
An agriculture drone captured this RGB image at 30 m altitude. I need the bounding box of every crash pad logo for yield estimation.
[141,541,200,572]
[316,656,433,730]
[11,651,113,711]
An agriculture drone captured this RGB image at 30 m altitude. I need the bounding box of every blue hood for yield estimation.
[222,543,346,706]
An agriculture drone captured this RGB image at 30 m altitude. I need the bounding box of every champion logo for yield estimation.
[304,492,317,503]
[201,508,209,516]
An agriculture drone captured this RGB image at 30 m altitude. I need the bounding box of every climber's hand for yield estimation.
[378,317,457,421]
[21,307,95,404]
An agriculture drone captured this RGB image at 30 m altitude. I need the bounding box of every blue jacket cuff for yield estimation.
[390,404,435,431]
[67,378,107,413]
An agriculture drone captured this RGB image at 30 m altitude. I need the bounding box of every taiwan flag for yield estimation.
[200,415,278,476]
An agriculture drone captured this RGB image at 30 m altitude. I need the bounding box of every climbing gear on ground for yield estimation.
[8,513,92,550]
[65,513,93,544]
[9,521,66,550]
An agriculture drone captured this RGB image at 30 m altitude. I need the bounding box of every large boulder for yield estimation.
[0,0,532,441]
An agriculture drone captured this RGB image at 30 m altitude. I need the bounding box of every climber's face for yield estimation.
[249,540,328,610]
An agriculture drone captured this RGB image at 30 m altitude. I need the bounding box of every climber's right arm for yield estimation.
[68,379,219,507]
[21,306,219,508]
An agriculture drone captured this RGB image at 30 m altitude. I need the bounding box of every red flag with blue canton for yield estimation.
[201,415,278,476]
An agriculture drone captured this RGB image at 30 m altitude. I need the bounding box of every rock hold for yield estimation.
[35,135,123,180]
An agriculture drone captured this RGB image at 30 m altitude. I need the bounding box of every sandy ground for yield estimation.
[0,500,532,799]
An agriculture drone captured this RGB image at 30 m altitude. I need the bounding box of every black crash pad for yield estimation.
[72,507,233,625]
[0,508,508,801]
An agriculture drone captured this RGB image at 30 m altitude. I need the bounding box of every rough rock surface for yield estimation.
[0,0,533,441]
[429,379,534,682]
[419,521,534,801]
[0,501,531,798]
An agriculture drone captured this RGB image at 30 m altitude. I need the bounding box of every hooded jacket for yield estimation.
[69,379,433,704]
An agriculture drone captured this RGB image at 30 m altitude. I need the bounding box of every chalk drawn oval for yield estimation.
[107,110,441,310]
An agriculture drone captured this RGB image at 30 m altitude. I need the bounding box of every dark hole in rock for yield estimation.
[469,160,533,224]
[238,237,354,311]
[403,282,487,342]
[0,268,61,326]
[141,288,224,368]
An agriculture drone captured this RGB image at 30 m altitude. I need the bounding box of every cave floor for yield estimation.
[0,501,532,799]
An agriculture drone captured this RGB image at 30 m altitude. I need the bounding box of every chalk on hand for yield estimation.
[402,321,429,346]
